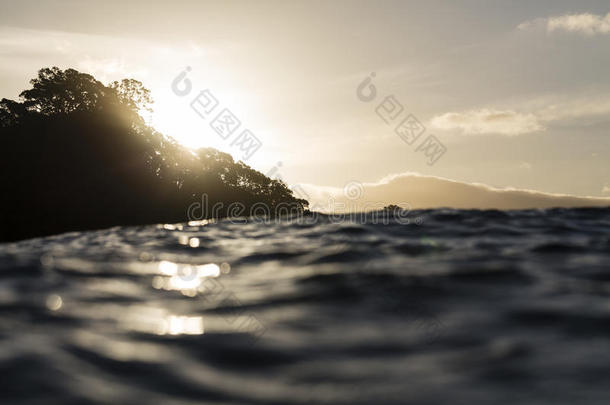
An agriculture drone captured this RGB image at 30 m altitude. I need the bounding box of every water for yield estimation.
[1,208,610,404]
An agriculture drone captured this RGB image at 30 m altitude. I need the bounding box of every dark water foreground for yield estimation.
[1,208,609,404]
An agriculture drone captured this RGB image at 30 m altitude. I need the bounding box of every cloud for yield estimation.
[603,185,610,195]
[431,93,610,135]
[519,13,610,35]
[516,18,545,31]
[534,96,610,122]
[299,173,610,211]
[0,26,206,83]
[548,13,610,35]
[429,109,544,135]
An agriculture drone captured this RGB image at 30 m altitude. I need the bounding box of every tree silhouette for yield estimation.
[110,78,153,113]
[18,67,109,114]
[0,67,308,242]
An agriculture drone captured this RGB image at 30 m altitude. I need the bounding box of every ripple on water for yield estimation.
[0,209,610,404]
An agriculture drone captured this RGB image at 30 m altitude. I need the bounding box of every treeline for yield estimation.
[0,67,307,241]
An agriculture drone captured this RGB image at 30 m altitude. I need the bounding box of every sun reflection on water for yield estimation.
[119,306,204,336]
[158,315,204,335]
[153,261,221,295]
[46,294,63,311]
[121,260,226,336]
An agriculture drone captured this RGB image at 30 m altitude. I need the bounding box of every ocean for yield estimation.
[1,208,609,404]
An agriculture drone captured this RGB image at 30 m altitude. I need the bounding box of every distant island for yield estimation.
[0,67,308,242]
[383,204,405,212]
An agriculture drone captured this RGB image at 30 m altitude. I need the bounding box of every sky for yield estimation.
[1,0,609,208]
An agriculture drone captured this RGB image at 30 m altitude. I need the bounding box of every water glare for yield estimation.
[154,261,221,294]
[45,294,63,311]
[158,315,204,336]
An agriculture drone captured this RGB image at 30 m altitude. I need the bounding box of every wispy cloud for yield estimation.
[603,185,610,195]
[534,96,610,122]
[0,26,207,82]
[518,12,610,35]
[431,94,610,136]
[301,173,610,211]
[429,109,543,136]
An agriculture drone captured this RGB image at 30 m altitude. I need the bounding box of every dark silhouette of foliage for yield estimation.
[0,98,28,127]
[0,67,307,242]
[110,78,153,114]
[19,67,108,114]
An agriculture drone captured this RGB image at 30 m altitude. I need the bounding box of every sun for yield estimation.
[150,92,225,150]
[145,77,276,172]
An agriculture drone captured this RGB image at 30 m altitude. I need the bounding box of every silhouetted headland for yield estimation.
[0,67,308,242]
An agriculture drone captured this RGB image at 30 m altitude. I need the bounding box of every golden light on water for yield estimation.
[158,260,178,275]
[177,235,201,247]
[158,315,204,336]
[163,224,183,231]
[166,275,200,292]
[146,260,222,335]
[154,261,221,295]
[119,306,204,336]
[188,220,209,227]
[46,294,63,311]
[157,261,220,278]
[62,260,233,339]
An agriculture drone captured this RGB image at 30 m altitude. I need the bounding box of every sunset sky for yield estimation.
[1,0,609,207]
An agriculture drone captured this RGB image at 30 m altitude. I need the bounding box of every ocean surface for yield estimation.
[1,208,610,404]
